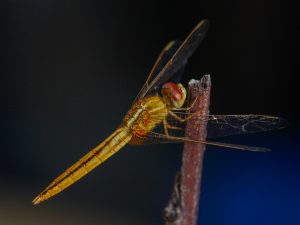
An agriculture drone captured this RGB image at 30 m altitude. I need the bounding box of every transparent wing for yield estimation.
[133,40,183,103]
[128,114,287,147]
[146,40,183,86]
[130,130,271,152]
[135,19,209,101]
[163,113,287,138]
[205,115,288,138]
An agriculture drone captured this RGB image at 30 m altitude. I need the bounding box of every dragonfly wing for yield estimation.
[130,130,271,152]
[135,19,209,100]
[161,113,287,139]
[145,40,183,86]
[129,130,183,145]
[206,115,288,138]
[134,40,184,103]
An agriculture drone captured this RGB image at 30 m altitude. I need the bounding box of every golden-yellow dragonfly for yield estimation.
[32,20,286,205]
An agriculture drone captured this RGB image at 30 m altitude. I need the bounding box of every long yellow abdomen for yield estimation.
[33,127,132,205]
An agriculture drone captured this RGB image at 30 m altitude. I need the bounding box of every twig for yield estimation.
[163,75,211,225]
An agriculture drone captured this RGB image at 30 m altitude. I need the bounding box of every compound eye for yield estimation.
[161,82,186,108]
[161,82,183,101]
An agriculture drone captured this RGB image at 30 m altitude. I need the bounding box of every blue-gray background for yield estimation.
[0,1,298,225]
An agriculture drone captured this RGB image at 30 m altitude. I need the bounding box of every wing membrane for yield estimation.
[146,40,183,86]
[134,40,183,103]
[131,131,271,152]
[163,114,287,138]
[206,115,288,138]
[129,114,286,151]
[136,19,209,100]
[129,114,287,145]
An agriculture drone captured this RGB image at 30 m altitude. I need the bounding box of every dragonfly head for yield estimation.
[161,82,187,109]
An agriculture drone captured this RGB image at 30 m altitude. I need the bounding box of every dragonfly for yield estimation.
[32,20,287,205]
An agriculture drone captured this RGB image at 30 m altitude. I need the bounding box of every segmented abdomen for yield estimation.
[33,127,131,204]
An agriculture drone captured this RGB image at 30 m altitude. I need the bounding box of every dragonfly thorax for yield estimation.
[161,82,187,109]
[122,96,168,139]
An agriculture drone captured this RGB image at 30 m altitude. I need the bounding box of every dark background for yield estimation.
[0,0,298,225]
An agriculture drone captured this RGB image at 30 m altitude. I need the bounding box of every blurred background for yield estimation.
[0,0,298,225]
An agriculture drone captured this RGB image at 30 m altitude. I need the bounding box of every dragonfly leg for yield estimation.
[166,120,184,130]
[167,124,184,130]
[169,111,197,122]
[163,119,170,136]
[163,119,184,137]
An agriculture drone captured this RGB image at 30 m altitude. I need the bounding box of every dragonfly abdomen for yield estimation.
[33,127,132,205]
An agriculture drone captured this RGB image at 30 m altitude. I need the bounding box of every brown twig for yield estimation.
[163,75,211,225]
